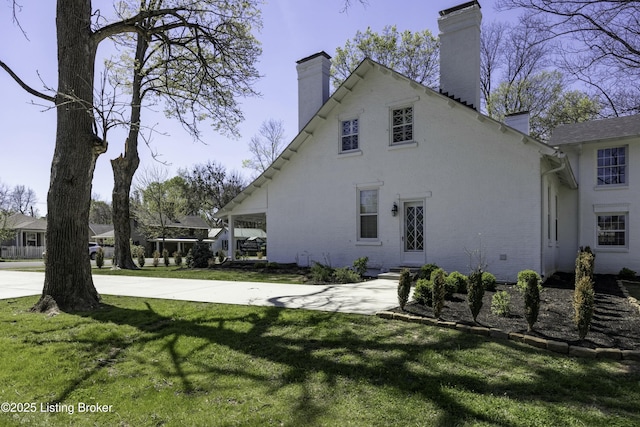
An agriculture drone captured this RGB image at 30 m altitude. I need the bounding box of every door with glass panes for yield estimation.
[402,201,425,265]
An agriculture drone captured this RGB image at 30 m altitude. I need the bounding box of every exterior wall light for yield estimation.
[391,202,398,217]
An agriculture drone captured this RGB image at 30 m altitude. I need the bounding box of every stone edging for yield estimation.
[375,311,640,361]
[618,279,640,315]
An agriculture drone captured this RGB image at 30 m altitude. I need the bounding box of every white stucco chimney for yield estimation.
[438,1,482,110]
[296,51,331,131]
[504,111,531,135]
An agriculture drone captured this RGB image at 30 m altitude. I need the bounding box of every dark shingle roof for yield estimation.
[550,115,640,146]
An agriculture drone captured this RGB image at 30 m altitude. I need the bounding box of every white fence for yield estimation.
[1,246,45,259]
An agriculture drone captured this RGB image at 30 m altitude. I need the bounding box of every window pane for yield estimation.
[360,190,378,214]
[597,214,626,246]
[360,215,378,239]
[391,107,413,143]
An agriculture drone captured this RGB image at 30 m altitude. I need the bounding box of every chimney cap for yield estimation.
[296,51,331,64]
[439,1,481,17]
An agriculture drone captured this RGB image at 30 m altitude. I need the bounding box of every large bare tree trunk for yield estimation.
[33,0,105,312]
[111,34,147,270]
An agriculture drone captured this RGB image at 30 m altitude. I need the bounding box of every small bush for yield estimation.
[432,268,446,318]
[413,279,433,307]
[516,270,542,293]
[446,271,468,294]
[467,271,485,322]
[173,251,183,267]
[95,247,104,269]
[189,241,214,268]
[352,257,369,278]
[397,269,412,310]
[482,272,497,291]
[523,271,541,331]
[136,246,145,268]
[152,250,160,267]
[575,248,595,283]
[163,249,170,267]
[216,250,225,264]
[185,249,193,268]
[574,276,595,340]
[416,263,439,281]
[491,290,511,317]
[618,267,637,280]
[333,267,361,284]
[311,262,334,283]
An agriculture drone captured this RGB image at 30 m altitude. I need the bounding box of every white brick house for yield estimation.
[215,1,639,280]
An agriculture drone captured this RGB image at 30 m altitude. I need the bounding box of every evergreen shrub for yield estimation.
[573,276,595,340]
[491,291,511,317]
[95,247,104,269]
[432,268,446,318]
[446,271,468,294]
[482,272,497,291]
[413,279,433,307]
[523,271,540,331]
[467,271,485,322]
[397,268,412,310]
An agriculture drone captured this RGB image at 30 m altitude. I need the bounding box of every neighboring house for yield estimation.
[0,213,47,258]
[215,1,586,281]
[145,215,214,255]
[549,115,640,274]
[209,227,267,255]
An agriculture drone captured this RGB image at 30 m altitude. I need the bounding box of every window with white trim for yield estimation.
[358,189,378,239]
[597,146,626,185]
[341,118,359,152]
[597,214,627,247]
[391,106,413,144]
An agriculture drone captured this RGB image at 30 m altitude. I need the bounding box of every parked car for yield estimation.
[88,242,101,260]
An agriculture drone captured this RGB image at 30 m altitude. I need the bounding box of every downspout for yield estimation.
[540,152,567,279]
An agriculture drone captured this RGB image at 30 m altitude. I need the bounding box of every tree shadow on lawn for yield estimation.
[56,300,640,426]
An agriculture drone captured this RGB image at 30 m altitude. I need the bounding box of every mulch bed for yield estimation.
[395,273,640,351]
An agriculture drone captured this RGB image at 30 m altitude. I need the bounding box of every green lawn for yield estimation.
[1,296,639,426]
[91,265,308,284]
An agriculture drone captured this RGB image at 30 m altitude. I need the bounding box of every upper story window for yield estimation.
[597,146,626,186]
[391,106,413,144]
[341,118,359,152]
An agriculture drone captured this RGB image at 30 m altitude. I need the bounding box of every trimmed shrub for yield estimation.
[416,263,439,281]
[152,250,160,267]
[516,270,542,293]
[185,249,193,268]
[136,246,145,268]
[482,272,497,291]
[618,267,637,281]
[491,291,511,317]
[574,276,595,340]
[189,241,214,268]
[397,269,412,310]
[333,267,361,284]
[523,271,541,331]
[467,271,485,322]
[95,247,104,269]
[173,251,183,267]
[311,262,334,283]
[163,249,170,267]
[446,271,468,294]
[413,279,433,307]
[432,268,446,318]
[352,257,369,278]
[575,248,595,283]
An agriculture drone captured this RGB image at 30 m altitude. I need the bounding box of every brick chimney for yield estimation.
[438,1,482,110]
[296,51,331,131]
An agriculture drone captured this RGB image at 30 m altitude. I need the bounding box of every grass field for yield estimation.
[1,295,639,426]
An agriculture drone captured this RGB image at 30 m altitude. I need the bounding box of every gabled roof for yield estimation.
[216,58,571,217]
[208,227,266,239]
[4,213,47,231]
[550,115,640,146]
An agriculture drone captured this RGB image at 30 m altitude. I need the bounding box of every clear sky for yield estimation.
[0,0,514,216]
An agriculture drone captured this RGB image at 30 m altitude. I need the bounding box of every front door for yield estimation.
[402,201,425,266]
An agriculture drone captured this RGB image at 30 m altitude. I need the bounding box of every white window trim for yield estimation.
[340,117,360,154]
[594,211,629,251]
[595,145,628,189]
[356,186,381,242]
[389,105,416,146]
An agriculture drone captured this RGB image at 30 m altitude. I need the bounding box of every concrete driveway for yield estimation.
[0,270,398,315]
